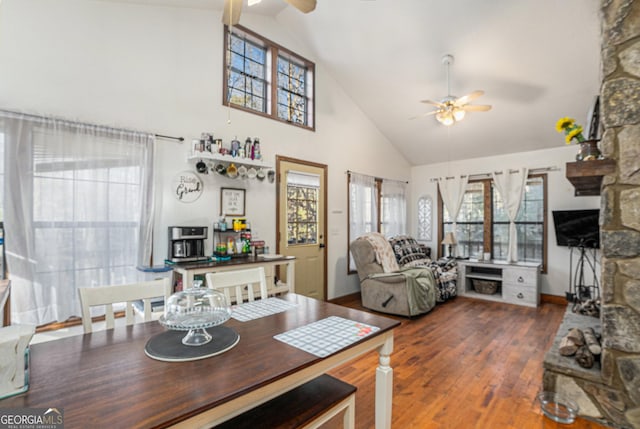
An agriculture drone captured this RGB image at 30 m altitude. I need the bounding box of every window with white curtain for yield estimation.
[347,172,407,273]
[348,173,377,272]
[439,175,547,270]
[380,179,407,237]
[0,111,155,326]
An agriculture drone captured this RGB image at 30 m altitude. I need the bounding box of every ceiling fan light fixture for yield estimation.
[436,111,454,126]
[453,108,466,121]
[412,54,491,125]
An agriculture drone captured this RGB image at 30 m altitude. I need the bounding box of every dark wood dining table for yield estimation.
[0,293,400,428]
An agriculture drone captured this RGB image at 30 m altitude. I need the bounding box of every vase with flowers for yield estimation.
[555,117,601,161]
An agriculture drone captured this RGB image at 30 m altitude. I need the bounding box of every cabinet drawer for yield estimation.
[503,268,537,287]
[503,284,537,306]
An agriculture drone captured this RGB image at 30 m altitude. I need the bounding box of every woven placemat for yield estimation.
[274,316,379,358]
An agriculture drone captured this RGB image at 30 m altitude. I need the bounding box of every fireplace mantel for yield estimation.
[565,159,616,197]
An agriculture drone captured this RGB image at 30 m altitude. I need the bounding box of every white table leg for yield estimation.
[286,260,295,293]
[375,334,394,429]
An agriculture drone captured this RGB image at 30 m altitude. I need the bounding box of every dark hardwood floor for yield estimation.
[327,295,609,429]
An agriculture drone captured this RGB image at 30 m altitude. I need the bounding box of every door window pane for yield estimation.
[286,171,319,246]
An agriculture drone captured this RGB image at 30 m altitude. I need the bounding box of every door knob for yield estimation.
[319,243,326,248]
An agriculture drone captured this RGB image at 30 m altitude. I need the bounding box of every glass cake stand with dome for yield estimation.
[159,281,232,346]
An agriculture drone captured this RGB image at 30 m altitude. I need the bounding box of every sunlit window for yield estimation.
[286,171,319,245]
[439,175,547,270]
[224,25,315,130]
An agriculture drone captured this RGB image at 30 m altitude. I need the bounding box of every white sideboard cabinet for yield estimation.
[457,260,541,307]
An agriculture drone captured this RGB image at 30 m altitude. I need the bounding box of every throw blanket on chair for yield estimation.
[399,267,437,315]
[361,232,400,273]
[389,235,457,303]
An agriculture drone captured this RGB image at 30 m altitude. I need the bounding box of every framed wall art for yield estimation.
[220,187,245,216]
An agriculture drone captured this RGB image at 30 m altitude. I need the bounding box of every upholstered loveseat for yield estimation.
[350,233,457,317]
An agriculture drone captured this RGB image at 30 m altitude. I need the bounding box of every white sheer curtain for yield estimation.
[348,172,378,271]
[438,176,469,233]
[0,110,155,325]
[492,168,528,263]
[381,179,407,238]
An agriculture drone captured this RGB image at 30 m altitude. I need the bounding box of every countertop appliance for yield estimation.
[168,226,209,263]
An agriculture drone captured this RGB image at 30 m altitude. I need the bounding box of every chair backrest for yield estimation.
[205,267,268,305]
[358,232,399,273]
[78,277,172,334]
[350,238,385,281]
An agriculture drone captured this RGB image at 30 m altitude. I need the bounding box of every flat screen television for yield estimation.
[552,209,600,248]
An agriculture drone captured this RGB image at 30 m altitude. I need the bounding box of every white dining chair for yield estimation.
[78,277,172,334]
[205,267,268,304]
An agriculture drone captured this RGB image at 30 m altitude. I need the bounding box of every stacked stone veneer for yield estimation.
[601,0,640,427]
[544,1,640,428]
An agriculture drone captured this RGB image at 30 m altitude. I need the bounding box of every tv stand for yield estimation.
[457,260,541,307]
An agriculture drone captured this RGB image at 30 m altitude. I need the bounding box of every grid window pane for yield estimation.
[226,31,267,113]
[225,26,314,129]
[277,56,309,125]
[286,184,318,246]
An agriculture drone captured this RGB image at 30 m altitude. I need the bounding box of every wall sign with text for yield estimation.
[220,187,245,216]
[173,171,203,203]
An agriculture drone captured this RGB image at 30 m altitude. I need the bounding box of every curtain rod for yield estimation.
[428,166,559,182]
[0,109,184,143]
[155,134,184,143]
[345,169,409,184]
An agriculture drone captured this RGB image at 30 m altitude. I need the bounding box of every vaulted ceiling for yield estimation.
[100,0,603,165]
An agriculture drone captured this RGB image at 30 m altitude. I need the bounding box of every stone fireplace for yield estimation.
[543,1,640,428]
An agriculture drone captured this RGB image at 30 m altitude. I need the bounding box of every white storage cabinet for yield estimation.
[457,260,541,307]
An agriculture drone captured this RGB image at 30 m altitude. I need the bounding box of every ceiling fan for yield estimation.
[412,54,492,126]
[222,0,317,25]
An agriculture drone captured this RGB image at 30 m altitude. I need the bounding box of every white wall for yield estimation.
[410,145,600,296]
[0,0,411,298]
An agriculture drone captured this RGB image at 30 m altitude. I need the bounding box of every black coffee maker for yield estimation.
[167,226,209,263]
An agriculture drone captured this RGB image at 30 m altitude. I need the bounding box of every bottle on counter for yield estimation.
[227,236,235,255]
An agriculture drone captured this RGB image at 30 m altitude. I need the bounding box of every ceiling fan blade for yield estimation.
[420,99,445,107]
[409,110,439,120]
[454,90,484,106]
[283,0,317,13]
[462,104,492,112]
[222,0,243,25]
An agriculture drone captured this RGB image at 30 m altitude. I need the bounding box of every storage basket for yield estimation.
[472,279,499,295]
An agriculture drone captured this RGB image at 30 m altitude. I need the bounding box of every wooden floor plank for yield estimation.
[328,296,610,429]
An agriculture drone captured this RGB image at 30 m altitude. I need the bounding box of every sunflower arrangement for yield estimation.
[555,117,586,144]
